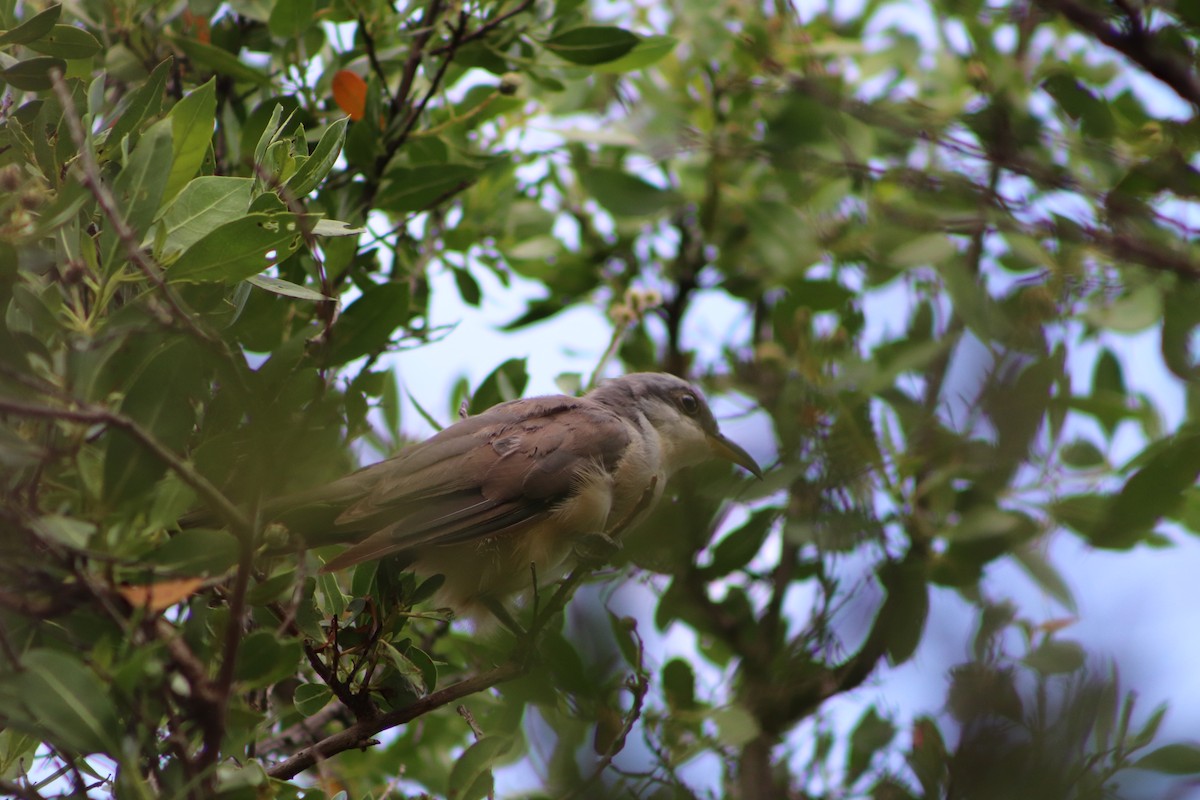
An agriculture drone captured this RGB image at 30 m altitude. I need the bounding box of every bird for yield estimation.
[291,372,761,619]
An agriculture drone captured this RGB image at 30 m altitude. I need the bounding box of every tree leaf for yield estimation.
[145,529,239,575]
[1089,430,1200,547]
[376,164,481,212]
[712,705,761,748]
[1022,639,1085,675]
[293,683,333,717]
[581,167,675,217]
[172,36,270,85]
[663,658,696,711]
[268,0,314,39]
[1,56,68,90]
[99,58,171,158]
[1133,744,1200,774]
[595,34,678,73]
[156,176,253,257]
[234,631,303,689]
[332,70,367,121]
[469,358,529,414]
[702,508,776,578]
[103,338,207,504]
[543,26,640,65]
[0,649,121,756]
[101,120,174,271]
[245,274,329,301]
[286,117,349,197]
[167,212,304,283]
[25,24,102,58]
[164,78,216,201]
[448,736,512,800]
[323,281,412,365]
[847,707,896,785]
[0,4,62,46]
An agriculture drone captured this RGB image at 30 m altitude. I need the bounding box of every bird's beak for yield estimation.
[708,433,763,479]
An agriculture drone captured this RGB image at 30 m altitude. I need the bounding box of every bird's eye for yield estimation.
[679,393,699,415]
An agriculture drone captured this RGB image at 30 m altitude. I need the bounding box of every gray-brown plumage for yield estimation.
[310,373,761,617]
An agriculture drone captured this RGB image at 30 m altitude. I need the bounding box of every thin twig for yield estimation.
[0,397,251,537]
[264,661,524,779]
[48,71,217,345]
[563,626,649,800]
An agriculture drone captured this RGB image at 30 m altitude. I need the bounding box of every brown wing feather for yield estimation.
[319,395,632,572]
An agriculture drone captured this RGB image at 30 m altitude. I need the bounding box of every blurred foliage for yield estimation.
[3,0,1200,797]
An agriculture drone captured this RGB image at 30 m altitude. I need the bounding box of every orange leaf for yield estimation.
[118,578,205,612]
[332,70,367,121]
[181,9,211,44]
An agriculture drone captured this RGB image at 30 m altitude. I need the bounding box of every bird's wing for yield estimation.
[318,396,632,572]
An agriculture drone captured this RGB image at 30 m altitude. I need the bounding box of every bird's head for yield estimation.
[589,373,763,479]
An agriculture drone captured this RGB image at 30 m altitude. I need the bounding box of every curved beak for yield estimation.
[708,433,763,479]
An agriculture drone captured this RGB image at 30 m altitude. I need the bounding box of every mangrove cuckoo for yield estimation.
[313,372,761,617]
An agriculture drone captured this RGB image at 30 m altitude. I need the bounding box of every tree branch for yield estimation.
[0,398,252,538]
[1033,0,1200,107]
[264,662,523,779]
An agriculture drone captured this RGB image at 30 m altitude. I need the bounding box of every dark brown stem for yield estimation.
[264,662,523,779]
[1033,0,1200,107]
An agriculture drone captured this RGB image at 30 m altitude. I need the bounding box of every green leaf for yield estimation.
[31,514,95,549]
[1,56,68,90]
[293,683,333,716]
[1084,284,1162,333]
[944,508,1027,542]
[581,167,675,217]
[662,659,696,711]
[879,558,928,665]
[703,508,776,577]
[1050,494,1107,538]
[234,631,303,689]
[1134,744,1200,775]
[448,736,512,800]
[376,164,481,212]
[286,117,349,198]
[308,218,363,237]
[594,34,678,73]
[324,281,412,365]
[0,649,120,756]
[1012,544,1076,611]
[156,176,253,257]
[1061,438,1105,468]
[145,529,239,576]
[167,213,305,283]
[712,704,761,748]
[268,0,315,39]
[100,58,170,158]
[1089,430,1200,547]
[172,36,270,85]
[164,78,216,201]
[452,264,481,306]
[105,120,174,266]
[245,274,329,301]
[936,257,1009,341]
[0,4,62,47]
[26,24,102,58]
[891,233,957,268]
[1022,638,1085,675]
[847,707,896,785]
[469,358,529,414]
[544,26,640,65]
[104,339,207,504]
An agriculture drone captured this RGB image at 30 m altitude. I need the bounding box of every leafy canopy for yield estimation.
[3,0,1200,798]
